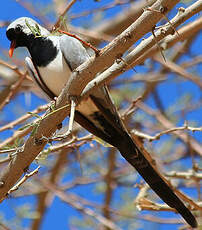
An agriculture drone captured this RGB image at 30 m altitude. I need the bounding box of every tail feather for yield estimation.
[117,132,197,228]
[75,87,197,228]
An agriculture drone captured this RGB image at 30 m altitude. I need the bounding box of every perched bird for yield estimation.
[6,17,197,228]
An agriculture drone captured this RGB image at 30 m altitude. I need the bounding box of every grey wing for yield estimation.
[59,35,90,71]
[59,35,126,142]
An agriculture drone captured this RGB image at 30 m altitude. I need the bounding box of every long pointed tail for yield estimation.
[75,88,197,228]
[117,132,197,228]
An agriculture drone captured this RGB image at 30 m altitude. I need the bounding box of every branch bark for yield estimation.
[81,1,202,97]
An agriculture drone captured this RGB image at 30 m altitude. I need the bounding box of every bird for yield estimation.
[6,17,197,228]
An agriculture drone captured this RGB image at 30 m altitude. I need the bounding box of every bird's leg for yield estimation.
[52,96,77,141]
[67,97,77,134]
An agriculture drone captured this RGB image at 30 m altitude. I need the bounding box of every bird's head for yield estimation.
[6,17,50,57]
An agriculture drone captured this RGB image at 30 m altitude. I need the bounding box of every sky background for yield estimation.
[0,0,201,230]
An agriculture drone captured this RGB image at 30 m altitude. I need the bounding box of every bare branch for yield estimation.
[8,166,40,195]
[136,102,202,155]
[132,125,202,141]
[54,0,77,29]
[81,0,202,98]
[43,182,123,230]
[0,105,47,133]
[166,170,202,180]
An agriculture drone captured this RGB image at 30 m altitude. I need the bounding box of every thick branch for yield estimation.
[70,0,156,45]
[81,1,202,97]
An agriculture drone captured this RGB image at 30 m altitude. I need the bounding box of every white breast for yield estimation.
[38,50,72,96]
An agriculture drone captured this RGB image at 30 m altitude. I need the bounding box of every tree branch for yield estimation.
[0,0,180,202]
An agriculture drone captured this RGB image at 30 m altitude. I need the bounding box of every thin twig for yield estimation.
[151,26,166,62]
[166,170,202,180]
[58,29,100,55]
[0,105,47,133]
[54,0,77,29]
[70,0,130,19]
[42,182,123,230]
[8,166,40,195]
[0,73,27,111]
[132,125,202,141]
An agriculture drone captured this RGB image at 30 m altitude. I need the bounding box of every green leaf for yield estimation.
[93,136,113,147]
[30,123,39,136]
[25,19,42,37]
[18,123,32,131]
[27,112,41,119]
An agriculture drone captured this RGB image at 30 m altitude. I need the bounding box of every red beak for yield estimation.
[9,40,16,58]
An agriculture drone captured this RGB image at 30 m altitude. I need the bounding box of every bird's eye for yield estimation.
[15,25,22,34]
